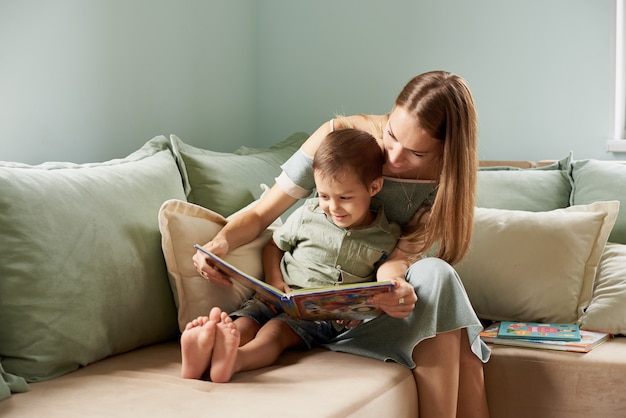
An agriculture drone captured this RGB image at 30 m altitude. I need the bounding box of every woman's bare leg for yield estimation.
[412,329,489,418]
[458,329,489,418]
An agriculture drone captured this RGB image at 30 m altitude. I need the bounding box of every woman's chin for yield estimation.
[384,164,409,177]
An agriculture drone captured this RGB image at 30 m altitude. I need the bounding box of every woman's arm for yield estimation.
[193,185,298,286]
[194,120,334,285]
[370,208,430,318]
[371,245,418,319]
[213,119,337,253]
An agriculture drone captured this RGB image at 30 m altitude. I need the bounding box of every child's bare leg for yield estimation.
[180,307,221,379]
[234,316,261,346]
[210,312,242,383]
[237,319,303,371]
[211,318,303,383]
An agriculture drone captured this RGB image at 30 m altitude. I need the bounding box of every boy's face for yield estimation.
[314,170,381,229]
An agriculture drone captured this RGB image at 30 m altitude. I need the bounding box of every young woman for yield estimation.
[193,70,490,418]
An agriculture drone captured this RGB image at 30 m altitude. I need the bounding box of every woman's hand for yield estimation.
[371,241,419,319]
[191,183,300,287]
[370,279,417,319]
[192,238,232,287]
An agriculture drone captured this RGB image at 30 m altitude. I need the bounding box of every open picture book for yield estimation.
[194,245,394,320]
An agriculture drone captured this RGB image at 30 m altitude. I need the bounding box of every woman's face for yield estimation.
[382,106,443,180]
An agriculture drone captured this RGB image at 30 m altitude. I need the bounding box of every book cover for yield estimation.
[481,322,611,353]
[194,245,394,320]
[497,321,581,341]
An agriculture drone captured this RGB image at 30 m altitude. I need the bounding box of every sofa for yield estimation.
[1,133,625,418]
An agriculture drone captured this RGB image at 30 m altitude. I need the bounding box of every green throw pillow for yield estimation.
[171,132,308,217]
[0,136,184,389]
[476,154,572,211]
[570,159,626,244]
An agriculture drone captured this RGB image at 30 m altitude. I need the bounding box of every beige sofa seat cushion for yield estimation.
[1,342,417,418]
[485,337,626,418]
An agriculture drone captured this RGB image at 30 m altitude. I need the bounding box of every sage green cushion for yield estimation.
[0,136,184,388]
[570,159,626,244]
[171,132,308,217]
[476,155,572,211]
[0,362,28,401]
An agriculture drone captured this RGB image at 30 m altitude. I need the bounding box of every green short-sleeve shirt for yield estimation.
[273,198,400,289]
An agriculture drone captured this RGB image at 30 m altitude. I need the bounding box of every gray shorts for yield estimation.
[230,297,340,349]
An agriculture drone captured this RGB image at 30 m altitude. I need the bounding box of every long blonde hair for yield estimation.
[395,71,478,265]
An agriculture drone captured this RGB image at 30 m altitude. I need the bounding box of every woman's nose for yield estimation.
[387,143,403,165]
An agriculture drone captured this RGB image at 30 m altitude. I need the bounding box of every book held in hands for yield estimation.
[194,245,394,321]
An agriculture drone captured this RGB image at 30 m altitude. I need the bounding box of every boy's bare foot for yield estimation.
[210,312,241,383]
[180,307,221,379]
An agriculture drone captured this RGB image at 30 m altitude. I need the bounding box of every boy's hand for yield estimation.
[269,280,291,293]
[336,319,363,329]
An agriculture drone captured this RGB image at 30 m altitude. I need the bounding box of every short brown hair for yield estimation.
[313,128,383,188]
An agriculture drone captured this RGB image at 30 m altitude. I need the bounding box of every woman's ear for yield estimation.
[369,177,384,196]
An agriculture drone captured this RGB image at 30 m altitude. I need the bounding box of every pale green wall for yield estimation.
[256,0,615,160]
[0,0,616,163]
[0,0,256,164]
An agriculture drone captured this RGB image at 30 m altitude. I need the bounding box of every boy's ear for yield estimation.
[369,177,383,196]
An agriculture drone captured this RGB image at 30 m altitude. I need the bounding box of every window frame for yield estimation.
[608,0,626,152]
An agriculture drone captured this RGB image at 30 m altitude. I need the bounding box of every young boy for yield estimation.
[181,128,400,382]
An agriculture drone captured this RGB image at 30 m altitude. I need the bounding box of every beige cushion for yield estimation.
[579,243,626,334]
[485,337,626,418]
[456,201,619,323]
[159,192,280,331]
[3,342,417,418]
